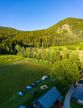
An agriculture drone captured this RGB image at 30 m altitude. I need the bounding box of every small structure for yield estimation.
[33,87,62,108]
[26,85,32,90]
[31,83,37,87]
[18,91,24,96]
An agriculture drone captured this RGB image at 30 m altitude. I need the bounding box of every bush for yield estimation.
[69,52,81,69]
[50,59,80,94]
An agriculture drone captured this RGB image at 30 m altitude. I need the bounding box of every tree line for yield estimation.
[0,27,81,54]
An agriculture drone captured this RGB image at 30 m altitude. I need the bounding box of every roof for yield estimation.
[72,85,83,101]
[33,86,62,108]
[78,80,83,84]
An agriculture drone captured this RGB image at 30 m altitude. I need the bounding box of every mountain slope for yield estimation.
[47,17,83,44]
[0,17,83,54]
[48,17,83,30]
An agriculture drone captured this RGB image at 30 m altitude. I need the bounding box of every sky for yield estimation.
[0,0,83,31]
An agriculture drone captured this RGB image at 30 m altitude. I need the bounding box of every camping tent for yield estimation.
[26,86,32,90]
[19,105,26,108]
[18,91,24,96]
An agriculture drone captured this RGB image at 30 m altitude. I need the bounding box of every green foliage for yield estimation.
[50,58,80,94]
[20,48,62,63]
[49,49,61,63]
[61,48,70,59]
[51,59,79,83]
[15,44,21,52]
[0,17,83,54]
[69,51,81,69]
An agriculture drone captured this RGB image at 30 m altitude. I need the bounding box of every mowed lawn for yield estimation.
[0,55,52,107]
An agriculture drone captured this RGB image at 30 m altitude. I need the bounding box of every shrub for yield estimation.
[50,59,80,94]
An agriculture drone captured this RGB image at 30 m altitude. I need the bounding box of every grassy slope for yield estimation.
[0,55,83,108]
[50,42,83,50]
[0,55,52,107]
[48,17,83,31]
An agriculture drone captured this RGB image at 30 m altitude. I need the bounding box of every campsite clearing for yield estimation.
[0,55,52,107]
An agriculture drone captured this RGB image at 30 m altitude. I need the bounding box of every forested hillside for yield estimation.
[0,17,83,54]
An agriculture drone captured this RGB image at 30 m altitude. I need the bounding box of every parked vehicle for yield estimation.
[40,85,48,90]
[41,75,48,80]
[31,83,37,87]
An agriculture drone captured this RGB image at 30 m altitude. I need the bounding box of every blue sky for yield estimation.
[0,0,83,31]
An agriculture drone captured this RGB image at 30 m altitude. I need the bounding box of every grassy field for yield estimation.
[0,55,83,108]
[50,42,83,50]
[71,101,83,108]
[0,55,52,107]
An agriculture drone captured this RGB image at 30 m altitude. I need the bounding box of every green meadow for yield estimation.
[71,100,83,108]
[0,55,52,107]
[0,46,83,107]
